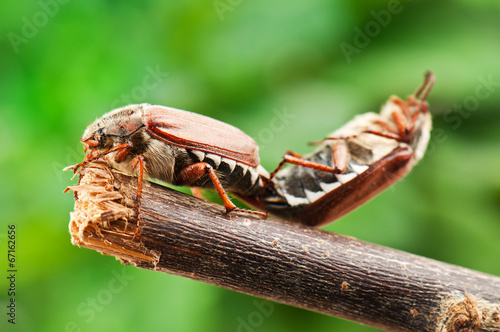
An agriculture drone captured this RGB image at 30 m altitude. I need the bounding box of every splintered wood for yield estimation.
[67,162,157,263]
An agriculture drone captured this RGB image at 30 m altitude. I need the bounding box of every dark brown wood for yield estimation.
[67,162,500,332]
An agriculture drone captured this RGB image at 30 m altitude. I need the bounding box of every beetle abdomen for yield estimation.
[270,145,371,208]
[181,150,264,196]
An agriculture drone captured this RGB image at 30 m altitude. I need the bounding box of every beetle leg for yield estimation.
[363,129,407,142]
[330,140,348,173]
[177,163,210,187]
[177,162,267,217]
[191,187,204,199]
[405,102,427,135]
[311,139,350,174]
[391,109,409,136]
[405,71,435,134]
[365,72,434,141]
[391,96,411,119]
[97,142,132,162]
[414,71,435,100]
[132,155,144,240]
[372,119,398,133]
[267,152,292,182]
[114,143,132,163]
[405,74,434,134]
[267,148,345,183]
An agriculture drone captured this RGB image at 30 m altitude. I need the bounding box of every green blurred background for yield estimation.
[1,0,500,331]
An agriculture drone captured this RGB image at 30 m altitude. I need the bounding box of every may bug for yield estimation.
[66,104,269,238]
[66,73,434,235]
[247,72,435,226]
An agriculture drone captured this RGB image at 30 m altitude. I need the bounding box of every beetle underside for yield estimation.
[243,72,434,226]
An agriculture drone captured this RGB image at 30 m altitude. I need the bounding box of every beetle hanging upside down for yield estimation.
[249,71,435,226]
[66,72,434,237]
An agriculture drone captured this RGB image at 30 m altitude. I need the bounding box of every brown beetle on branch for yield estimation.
[251,72,435,226]
[65,72,435,237]
[65,103,270,238]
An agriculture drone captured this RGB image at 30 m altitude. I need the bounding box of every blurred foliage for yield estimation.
[1,0,500,331]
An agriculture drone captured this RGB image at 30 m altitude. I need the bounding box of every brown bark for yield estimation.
[67,162,500,332]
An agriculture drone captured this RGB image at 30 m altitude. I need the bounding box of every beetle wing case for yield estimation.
[143,105,260,168]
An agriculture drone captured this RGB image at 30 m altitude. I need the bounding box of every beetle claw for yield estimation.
[229,207,268,218]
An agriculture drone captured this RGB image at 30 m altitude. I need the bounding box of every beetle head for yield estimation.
[81,104,147,153]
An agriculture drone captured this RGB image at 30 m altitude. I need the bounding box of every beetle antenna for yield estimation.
[414,71,435,101]
[404,72,435,134]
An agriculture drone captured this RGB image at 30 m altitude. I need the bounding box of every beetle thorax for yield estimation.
[82,104,147,144]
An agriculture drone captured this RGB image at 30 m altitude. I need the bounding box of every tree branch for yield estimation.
[67,162,500,332]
